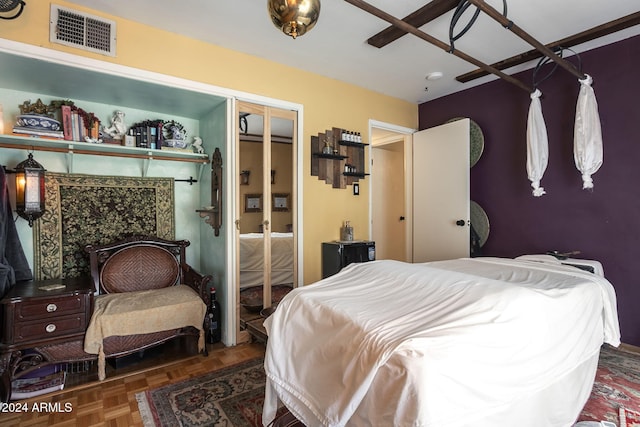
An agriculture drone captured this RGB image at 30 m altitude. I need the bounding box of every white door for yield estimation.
[412,119,470,262]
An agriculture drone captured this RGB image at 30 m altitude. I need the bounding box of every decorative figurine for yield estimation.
[192,136,204,154]
[102,110,127,139]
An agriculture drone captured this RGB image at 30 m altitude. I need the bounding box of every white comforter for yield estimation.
[263,257,620,427]
[240,232,294,288]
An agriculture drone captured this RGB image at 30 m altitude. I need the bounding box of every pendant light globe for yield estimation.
[268,0,321,39]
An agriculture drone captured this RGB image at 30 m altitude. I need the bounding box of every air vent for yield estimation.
[50,5,116,57]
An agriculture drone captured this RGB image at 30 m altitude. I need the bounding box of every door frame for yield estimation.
[368,120,415,261]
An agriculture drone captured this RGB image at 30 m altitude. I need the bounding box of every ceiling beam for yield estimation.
[456,11,640,83]
[366,0,459,48]
[468,0,586,80]
[346,0,533,93]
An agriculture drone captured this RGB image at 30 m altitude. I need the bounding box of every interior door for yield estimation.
[236,101,296,342]
[412,119,470,262]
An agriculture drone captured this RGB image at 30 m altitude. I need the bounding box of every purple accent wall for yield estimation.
[419,35,640,346]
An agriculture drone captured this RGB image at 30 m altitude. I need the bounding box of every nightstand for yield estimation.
[0,278,93,401]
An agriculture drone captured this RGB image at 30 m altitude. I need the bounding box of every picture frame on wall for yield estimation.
[245,194,262,213]
[272,193,290,212]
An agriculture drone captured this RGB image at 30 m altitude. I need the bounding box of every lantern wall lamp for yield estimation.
[4,152,46,227]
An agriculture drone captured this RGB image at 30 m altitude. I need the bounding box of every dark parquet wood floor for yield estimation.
[0,341,266,426]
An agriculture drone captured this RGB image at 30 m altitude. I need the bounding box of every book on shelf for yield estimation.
[61,105,73,141]
[12,126,64,139]
[11,371,66,400]
[70,111,79,141]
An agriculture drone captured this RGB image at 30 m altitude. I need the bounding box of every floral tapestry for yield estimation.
[33,173,174,280]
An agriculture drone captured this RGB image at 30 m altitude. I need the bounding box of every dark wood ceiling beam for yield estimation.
[467,0,586,79]
[366,0,459,48]
[457,11,640,83]
[345,0,533,93]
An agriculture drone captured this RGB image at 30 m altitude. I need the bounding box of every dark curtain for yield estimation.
[0,166,33,298]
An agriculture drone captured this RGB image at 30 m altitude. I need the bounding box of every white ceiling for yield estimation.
[73,1,639,104]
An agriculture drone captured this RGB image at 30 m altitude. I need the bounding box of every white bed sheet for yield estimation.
[263,257,620,427]
[239,232,293,288]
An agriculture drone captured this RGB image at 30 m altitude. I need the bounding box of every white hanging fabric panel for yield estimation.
[526,89,548,197]
[574,74,603,190]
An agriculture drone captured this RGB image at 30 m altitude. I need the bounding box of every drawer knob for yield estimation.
[46,303,58,313]
[45,324,57,333]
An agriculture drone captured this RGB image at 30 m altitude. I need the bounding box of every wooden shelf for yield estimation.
[343,171,370,178]
[338,140,369,148]
[0,134,208,162]
[0,134,209,176]
[312,152,348,160]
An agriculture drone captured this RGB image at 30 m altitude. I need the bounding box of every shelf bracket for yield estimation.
[197,162,206,181]
[66,145,74,174]
[143,153,153,177]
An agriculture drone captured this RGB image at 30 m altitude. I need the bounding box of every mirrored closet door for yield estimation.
[236,101,297,342]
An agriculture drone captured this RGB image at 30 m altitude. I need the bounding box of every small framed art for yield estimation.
[272,193,290,212]
[245,194,262,213]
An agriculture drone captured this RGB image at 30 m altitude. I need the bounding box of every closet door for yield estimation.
[412,119,469,262]
[236,101,296,340]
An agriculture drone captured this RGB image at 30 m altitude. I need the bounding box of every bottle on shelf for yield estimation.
[208,287,222,344]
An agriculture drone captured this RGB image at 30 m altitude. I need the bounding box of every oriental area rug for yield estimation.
[137,346,640,427]
[577,345,640,425]
[33,172,174,280]
[136,358,282,427]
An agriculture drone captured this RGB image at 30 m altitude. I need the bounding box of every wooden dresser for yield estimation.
[0,278,93,401]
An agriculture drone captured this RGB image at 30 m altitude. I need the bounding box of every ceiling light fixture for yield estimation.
[268,0,321,39]
[0,0,25,20]
[426,71,444,81]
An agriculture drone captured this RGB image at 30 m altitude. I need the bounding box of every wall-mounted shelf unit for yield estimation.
[0,134,209,176]
[311,127,368,189]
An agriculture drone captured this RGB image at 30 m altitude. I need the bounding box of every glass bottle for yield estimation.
[208,287,222,344]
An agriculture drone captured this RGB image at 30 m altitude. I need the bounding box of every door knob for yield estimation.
[455,219,465,226]
[399,216,405,221]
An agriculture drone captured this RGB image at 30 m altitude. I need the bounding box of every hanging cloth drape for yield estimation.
[0,166,33,299]
[526,89,548,197]
[574,74,603,190]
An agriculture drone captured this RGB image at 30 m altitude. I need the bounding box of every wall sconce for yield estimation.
[14,153,46,227]
[240,170,250,185]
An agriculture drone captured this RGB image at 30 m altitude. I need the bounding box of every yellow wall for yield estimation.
[0,1,417,284]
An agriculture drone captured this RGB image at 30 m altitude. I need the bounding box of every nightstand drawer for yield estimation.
[14,314,87,342]
[16,295,86,320]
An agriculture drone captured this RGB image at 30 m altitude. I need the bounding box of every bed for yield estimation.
[263,256,620,427]
[239,232,294,289]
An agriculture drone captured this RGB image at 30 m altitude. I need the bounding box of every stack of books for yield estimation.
[11,370,66,400]
[12,126,64,139]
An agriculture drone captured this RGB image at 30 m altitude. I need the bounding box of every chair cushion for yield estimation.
[100,245,180,293]
[84,285,207,380]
